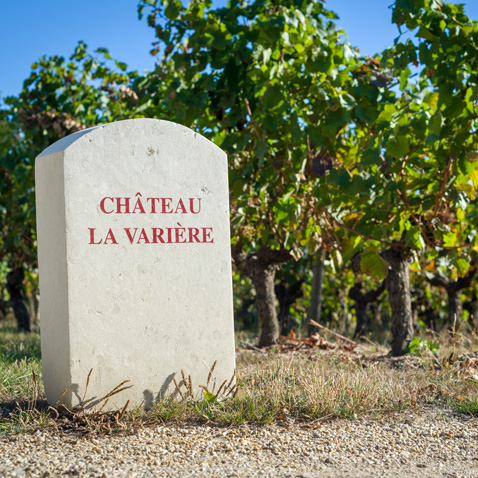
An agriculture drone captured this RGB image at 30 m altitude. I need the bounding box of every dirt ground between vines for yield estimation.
[1,406,477,478]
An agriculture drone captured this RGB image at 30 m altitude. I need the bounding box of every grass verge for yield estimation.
[1,321,478,435]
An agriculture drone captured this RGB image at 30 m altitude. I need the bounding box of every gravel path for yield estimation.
[1,408,477,477]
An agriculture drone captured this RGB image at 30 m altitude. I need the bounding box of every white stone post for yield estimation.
[35,119,235,410]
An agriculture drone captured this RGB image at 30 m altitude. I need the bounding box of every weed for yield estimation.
[451,397,478,416]
[406,337,439,356]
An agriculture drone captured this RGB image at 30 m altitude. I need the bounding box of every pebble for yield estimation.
[0,408,477,477]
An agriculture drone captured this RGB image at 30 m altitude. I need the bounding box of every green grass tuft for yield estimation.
[451,397,478,416]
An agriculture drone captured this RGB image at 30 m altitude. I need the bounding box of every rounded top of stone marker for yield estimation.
[36,118,225,158]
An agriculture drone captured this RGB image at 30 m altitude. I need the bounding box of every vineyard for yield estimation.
[1,0,478,357]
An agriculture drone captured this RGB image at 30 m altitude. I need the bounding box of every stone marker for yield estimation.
[35,119,235,410]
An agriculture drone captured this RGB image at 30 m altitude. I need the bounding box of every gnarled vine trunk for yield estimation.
[232,246,291,347]
[275,279,304,335]
[429,264,476,329]
[249,259,280,346]
[308,246,324,336]
[349,281,385,339]
[380,246,413,356]
[6,268,31,332]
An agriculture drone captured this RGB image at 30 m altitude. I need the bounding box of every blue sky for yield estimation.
[1,1,477,100]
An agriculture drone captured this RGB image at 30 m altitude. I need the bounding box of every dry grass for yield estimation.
[1,317,478,435]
